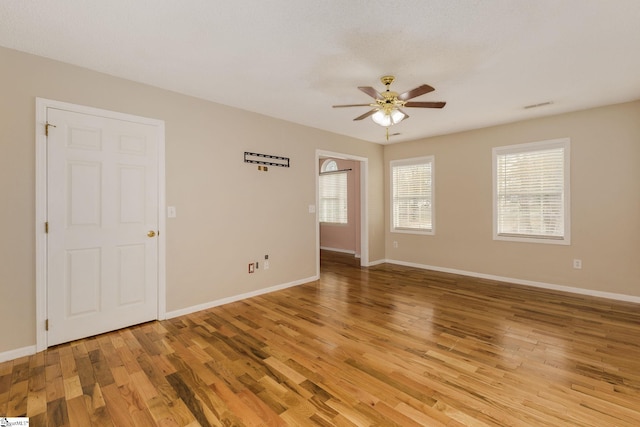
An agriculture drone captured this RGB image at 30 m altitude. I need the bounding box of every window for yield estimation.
[493,138,570,244]
[319,160,347,224]
[391,156,434,234]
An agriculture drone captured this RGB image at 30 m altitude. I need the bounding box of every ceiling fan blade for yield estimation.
[353,109,378,121]
[404,101,446,108]
[358,86,382,99]
[332,104,373,108]
[398,84,435,101]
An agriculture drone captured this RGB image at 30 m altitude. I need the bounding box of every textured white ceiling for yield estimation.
[2,0,640,144]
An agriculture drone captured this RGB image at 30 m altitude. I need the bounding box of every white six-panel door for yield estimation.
[46,107,160,346]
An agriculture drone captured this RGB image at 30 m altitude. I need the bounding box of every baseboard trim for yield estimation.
[0,345,36,363]
[166,275,319,319]
[320,246,356,255]
[384,259,640,304]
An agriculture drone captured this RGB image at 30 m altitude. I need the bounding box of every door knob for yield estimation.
[147,230,156,237]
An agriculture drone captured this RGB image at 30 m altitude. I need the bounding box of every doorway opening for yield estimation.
[315,150,368,276]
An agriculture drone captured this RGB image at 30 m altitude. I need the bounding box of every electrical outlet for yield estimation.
[264,260,270,270]
[573,259,582,269]
[393,241,398,248]
[248,263,255,273]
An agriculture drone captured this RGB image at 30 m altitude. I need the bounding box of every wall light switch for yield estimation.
[167,206,177,218]
[308,205,316,214]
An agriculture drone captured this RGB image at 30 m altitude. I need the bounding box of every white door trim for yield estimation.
[35,98,166,352]
[315,149,369,277]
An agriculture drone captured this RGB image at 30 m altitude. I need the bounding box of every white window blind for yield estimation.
[319,160,347,224]
[391,157,434,234]
[494,139,570,243]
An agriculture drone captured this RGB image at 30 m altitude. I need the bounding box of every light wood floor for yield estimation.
[2,250,640,426]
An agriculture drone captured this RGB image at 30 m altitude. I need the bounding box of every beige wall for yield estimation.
[319,158,361,254]
[384,100,640,297]
[0,46,385,355]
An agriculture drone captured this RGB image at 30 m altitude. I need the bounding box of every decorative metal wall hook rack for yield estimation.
[244,152,290,168]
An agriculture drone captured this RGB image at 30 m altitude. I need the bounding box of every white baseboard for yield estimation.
[166,275,319,319]
[320,246,356,255]
[384,259,640,304]
[0,345,36,363]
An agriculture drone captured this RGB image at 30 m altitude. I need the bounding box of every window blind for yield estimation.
[319,172,347,224]
[496,146,565,239]
[392,158,433,232]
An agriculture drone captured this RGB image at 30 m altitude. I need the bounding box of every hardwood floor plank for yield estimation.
[66,395,92,427]
[146,394,192,427]
[75,353,96,394]
[89,348,116,388]
[47,397,70,427]
[29,411,48,427]
[0,372,10,415]
[130,405,161,427]
[58,348,77,381]
[370,400,432,427]
[0,360,13,377]
[62,376,82,401]
[26,386,46,418]
[11,359,30,384]
[208,378,265,427]
[27,355,47,418]
[100,383,139,427]
[237,388,288,427]
[6,379,28,416]
[165,372,220,427]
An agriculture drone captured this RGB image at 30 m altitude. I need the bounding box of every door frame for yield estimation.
[35,98,167,352]
[315,149,369,275]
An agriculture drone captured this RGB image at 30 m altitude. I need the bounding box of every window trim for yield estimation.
[390,156,435,236]
[492,138,571,245]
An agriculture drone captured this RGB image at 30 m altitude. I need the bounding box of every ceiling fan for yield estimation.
[333,75,446,139]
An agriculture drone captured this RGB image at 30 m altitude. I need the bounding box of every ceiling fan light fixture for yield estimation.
[371,108,406,127]
[371,110,390,126]
[391,108,406,123]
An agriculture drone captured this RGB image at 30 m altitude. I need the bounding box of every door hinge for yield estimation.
[45,122,57,137]
[45,319,49,331]
[45,222,49,233]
